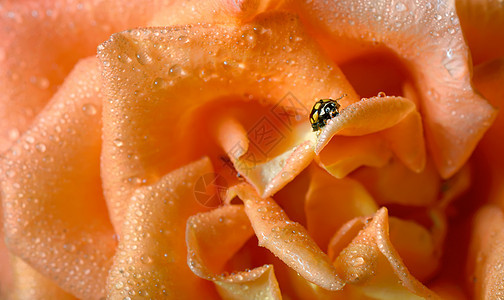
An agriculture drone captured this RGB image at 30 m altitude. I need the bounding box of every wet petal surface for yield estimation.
[1,58,115,299]
[98,12,359,233]
[229,183,345,291]
[294,0,496,178]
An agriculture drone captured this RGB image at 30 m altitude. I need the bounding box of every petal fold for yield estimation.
[228,183,345,291]
[186,205,281,300]
[329,208,439,299]
[315,96,416,153]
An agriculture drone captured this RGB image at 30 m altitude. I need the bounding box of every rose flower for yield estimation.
[1,0,503,299]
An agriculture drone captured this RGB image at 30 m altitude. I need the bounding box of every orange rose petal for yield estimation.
[107,157,217,299]
[330,210,446,282]
[285,267,357,299]
[186,205,281,299]
[186,205,254,277]
[246,137,315,198]
[1,57,116,299]
[272,166,311,226]
[329,208,439,299]
[149,0,284,26]
[456,0,504,64]
[216,117,250,160]
[295,0,496,178]
[98,12,358,231]
[438,163,471,210]
[228,183,345,291]
[351,158,441,207]
[388,217,439,282]
[429,279,468,300]
[0,0,174,152]
[214,265,282,300]
[217,116,315,197]
[473,58,504,203]
[0,224,13,296]
[315,96,416,153]
[467,205,504,299]
[9,256,77,300]
[338,50,411,99]
[305,167,378,249]
[381,110,426,173]
[316,134,392,179]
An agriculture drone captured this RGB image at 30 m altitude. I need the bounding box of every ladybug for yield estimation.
[309,94,346,131]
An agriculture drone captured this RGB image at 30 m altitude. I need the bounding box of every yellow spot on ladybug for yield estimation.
[309,94,346,132]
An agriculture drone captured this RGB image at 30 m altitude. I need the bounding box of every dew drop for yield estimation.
[245,34,256,45]
[169,65,186,77]
[177,35,189,43]
[140,255,153,264]
[82,103,97,116]
[38,77,50,89]
[352,256,365,266]
[136,52,153,65]
[35,143,46,153]
[113,139,124,147]
[395,2,406,11]
[8,128,20,140]
[152,77,167,89]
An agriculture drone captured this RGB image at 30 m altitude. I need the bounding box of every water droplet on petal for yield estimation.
[395,2,406,11]
[113,139,124,147]
[82,103,97,115]
[8,128,20,140]
[136,52,153,65]
[35,143,46,152]
[38,77,50,89]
